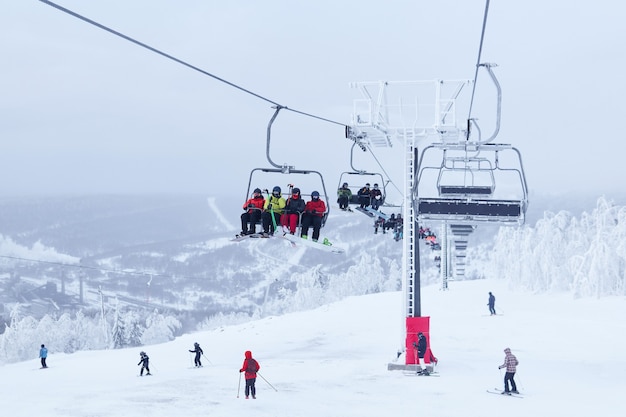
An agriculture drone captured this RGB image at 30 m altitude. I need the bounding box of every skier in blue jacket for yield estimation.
[39,344,48,368]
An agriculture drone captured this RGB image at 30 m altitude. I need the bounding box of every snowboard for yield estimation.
[281,234,345,254]
[355,207,375,217]
[365,207,390,220]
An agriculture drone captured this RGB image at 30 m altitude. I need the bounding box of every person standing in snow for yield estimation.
[498,348,519,394]
[189,342,204,367]
[39,344,48,368]
[239,350,260,399]
[138,351,151,376]
[488,292,496,315]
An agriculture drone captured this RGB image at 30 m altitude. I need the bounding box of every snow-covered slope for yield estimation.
[3,279,624,417]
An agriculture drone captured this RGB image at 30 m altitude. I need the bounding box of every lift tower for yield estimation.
[348,75,529,372]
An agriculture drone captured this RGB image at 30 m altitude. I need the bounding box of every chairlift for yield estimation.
[414,64,528,225]
[245,106,330,227]
[337,142,387,206]
[415,142,528,224]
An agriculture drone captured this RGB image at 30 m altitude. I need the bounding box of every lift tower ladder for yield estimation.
[349,79,472,371]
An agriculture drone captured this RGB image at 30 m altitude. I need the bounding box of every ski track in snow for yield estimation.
[207,196,235,231]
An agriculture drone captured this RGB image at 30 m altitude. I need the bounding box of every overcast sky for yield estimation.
[1,1,624,199]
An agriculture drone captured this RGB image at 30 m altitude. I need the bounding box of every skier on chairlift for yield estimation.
[357,183,371,209]
[281,187,305,235]
[370,183,383,210]
[261,186,285,236]
[240,188,265,235]
[301,191,326,242]
[337,182,352,210]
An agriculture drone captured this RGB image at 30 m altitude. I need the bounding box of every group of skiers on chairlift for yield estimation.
[337,182,383,210]
[373,213,404,241]
[241,185,327,242]
[419,227,441,250]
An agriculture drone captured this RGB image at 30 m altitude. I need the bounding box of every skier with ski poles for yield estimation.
[261,186,285,236]
[498,348,519,394]
[189,342,203,367]
[239,350,260,399]
[138,351,151,376]
[488,292,496,315]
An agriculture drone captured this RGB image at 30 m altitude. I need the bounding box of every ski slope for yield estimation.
[2,278,624,417]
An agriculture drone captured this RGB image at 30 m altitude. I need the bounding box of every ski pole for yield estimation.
[201,353,213,365]
[236,372,242,398]
[257,372,278,392]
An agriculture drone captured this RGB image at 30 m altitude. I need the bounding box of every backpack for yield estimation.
[246,358,259,373]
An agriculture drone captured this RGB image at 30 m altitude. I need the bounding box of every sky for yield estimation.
[2,278,625,417]
[1,1,625,197]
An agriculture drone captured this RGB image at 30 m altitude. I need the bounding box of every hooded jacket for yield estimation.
[499,348,518,372]
[240,350,260,380]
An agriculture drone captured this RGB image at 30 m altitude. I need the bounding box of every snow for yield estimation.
[3,278,624,417]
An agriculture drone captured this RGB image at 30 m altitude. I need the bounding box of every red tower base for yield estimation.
[387,316,438,371]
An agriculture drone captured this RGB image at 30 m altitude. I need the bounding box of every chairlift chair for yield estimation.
[337,142,387,206]
[415,142,528,225]
[244,106,331,228]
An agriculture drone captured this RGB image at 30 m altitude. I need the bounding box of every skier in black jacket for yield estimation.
[488,292,496,315]
[138,351,151,376]
[189,342,204,367]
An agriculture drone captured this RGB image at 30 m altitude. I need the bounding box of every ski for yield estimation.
[281,234,345,254]
[487,389,523,398]
[416,372,439,377]
[403,371,440,377]
[231,233,264,241]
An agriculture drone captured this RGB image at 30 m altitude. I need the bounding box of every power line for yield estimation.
[1,254,171,279]
[38,0,346,128]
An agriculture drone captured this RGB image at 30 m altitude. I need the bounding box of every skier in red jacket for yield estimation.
[240,188,265,235]
[239,350,260,399]
[300,191,326,242]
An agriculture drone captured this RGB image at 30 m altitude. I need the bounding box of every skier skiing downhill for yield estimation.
[488,292,496,315]
[138,351,151,376]
[189,342,203,367]
[498,348,519,394]
[239,350,260,399]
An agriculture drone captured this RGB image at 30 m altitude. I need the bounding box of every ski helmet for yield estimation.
[311,191,320,198]
[272,186,281,195]
[292,187,301,195]
[253,188,262,194]
[373,183,379,188]
[342,182,348,187]
[365,183,370,187]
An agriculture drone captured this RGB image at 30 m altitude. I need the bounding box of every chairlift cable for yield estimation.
[466,0,491,140]
[365,145,403,199]
[38,0,346,128]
